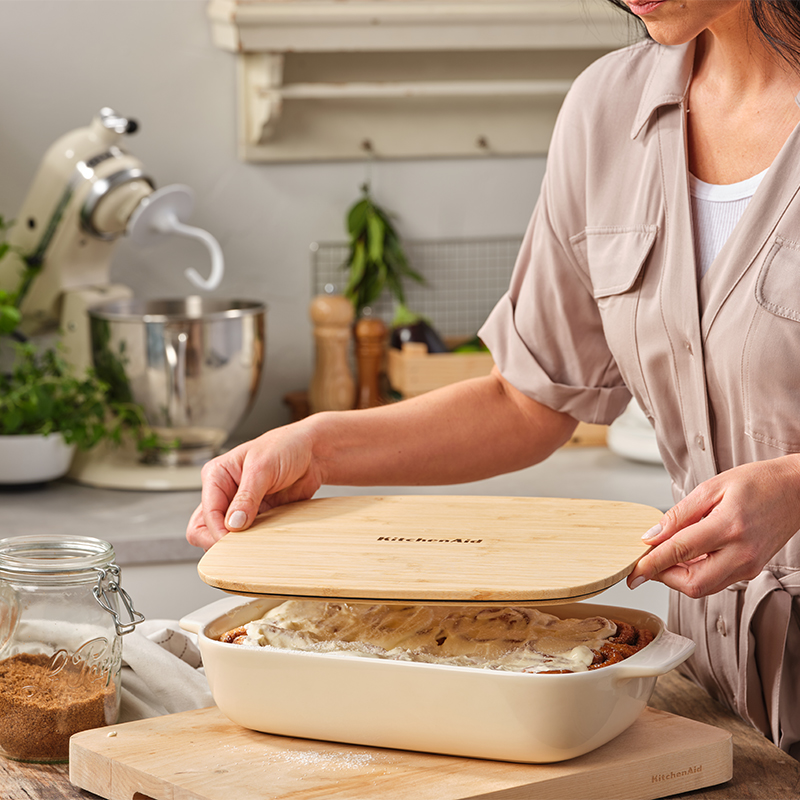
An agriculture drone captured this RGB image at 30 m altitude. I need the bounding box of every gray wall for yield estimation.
[0,0,546,441]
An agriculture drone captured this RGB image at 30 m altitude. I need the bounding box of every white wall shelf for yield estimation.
[207,0,632,162]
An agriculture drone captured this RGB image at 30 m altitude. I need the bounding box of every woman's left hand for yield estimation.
[627,455,800,598]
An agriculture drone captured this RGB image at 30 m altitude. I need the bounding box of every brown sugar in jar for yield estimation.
[0,653,117,762]
[0,535,143,763]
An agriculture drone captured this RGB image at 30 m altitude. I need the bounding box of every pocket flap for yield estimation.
[571,226,658,299]
[756,236,800,322]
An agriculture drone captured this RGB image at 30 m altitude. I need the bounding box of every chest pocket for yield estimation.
[744,236,800,452]
[578,226,658,300]
[569,225,658,398]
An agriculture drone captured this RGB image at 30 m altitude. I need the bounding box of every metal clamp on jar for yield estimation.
[0,535,143,763]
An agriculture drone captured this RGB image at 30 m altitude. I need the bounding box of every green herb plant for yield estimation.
[0,215,170,458]
[343,184,424,318]
[0,343,166,456]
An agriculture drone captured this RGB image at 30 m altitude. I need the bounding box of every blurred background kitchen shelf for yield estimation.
[208,0,631,162]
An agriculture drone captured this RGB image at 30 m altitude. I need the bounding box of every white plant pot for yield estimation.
[0,433,76,484]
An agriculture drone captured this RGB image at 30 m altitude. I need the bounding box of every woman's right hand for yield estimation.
[186,420,324,550]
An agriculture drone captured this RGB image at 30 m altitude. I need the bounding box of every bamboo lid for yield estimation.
[197,495,660,605]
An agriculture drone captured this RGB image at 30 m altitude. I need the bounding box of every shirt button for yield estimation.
[695,434,706,451]
[716,616,727,636]
[684,341,693,355]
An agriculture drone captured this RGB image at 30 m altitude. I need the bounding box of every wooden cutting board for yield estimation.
[198,495,662,604]
[69,705,732,800]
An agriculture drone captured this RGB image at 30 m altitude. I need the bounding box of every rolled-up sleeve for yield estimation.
[479,84,632,426]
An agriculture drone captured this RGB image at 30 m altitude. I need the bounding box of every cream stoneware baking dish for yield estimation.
[180,595,695,764]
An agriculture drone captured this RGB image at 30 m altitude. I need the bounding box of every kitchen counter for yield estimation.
[2,671,798,800]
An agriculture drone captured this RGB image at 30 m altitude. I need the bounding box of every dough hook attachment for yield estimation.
[127,184,224,291]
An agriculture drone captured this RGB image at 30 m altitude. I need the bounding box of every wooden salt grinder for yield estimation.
[354,316,388,409]
[308,294,356,413]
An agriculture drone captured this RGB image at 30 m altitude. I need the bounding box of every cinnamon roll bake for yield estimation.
[220,600,653,674]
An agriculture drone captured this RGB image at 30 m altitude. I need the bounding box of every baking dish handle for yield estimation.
[179,595,255,635]
[611,629,696,682]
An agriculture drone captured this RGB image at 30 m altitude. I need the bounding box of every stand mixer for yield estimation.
[0,109,265,491]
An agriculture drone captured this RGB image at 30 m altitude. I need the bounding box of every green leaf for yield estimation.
[371,203,400,238]
[384,270,406,308]
[0,305,20,335]
[385,236,423,283]
[1,409,22,434]
[346,199,369,239]
[366,211,385,264]
[361,268,385,308]
[344,240,366,298]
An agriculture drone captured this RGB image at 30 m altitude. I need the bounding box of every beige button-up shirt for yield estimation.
[480,40,800,757]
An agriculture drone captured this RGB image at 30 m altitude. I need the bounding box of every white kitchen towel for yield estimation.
[119,619,214,722]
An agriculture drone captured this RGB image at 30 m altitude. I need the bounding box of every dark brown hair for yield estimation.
[604,0,800,70]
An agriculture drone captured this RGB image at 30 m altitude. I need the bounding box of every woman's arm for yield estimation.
[186,367,578,549]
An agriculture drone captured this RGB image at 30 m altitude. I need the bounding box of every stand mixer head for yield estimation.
[0,107,224,373]
[0,109,264,491]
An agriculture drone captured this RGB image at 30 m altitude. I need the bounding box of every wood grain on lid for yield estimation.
[197,495,661,604]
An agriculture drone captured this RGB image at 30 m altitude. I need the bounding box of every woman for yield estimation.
[187,1,800,756]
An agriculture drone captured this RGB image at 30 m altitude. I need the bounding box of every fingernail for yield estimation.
[227,510,247,529]
[643,523,662,541]
[630,576,647,590]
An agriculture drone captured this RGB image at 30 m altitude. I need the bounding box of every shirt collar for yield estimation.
[631,40,695,139]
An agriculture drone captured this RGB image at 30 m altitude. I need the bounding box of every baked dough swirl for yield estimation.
[220,601,654,674]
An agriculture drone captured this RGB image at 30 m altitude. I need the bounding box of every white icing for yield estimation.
[236,601,618,674]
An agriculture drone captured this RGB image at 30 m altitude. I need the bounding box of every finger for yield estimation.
[646,562,706,597]
[642,482,723,545]
[628,515,720,589]
[185,504,205,547]
[641,519,666,545]
[634,526,713,583]
[186,503,218,551]
[650,550,747,598]
[223,446,301,531]
[199,455,243,539]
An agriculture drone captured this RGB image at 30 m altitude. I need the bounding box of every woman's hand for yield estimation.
[627,455,800,597]
[186,421,324,550]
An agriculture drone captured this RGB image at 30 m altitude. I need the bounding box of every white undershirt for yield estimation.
[690,169,767,278]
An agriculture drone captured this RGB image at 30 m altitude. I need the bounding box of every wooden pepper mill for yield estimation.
[354,315,388,409]
[308,294,356,414]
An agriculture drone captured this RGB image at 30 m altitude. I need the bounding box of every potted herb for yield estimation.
[0,215,164,484]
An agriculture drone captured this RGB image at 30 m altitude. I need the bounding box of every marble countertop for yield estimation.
[1,447,673,566]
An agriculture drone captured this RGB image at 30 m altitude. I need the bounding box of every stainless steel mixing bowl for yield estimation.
[89,297,266,465]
